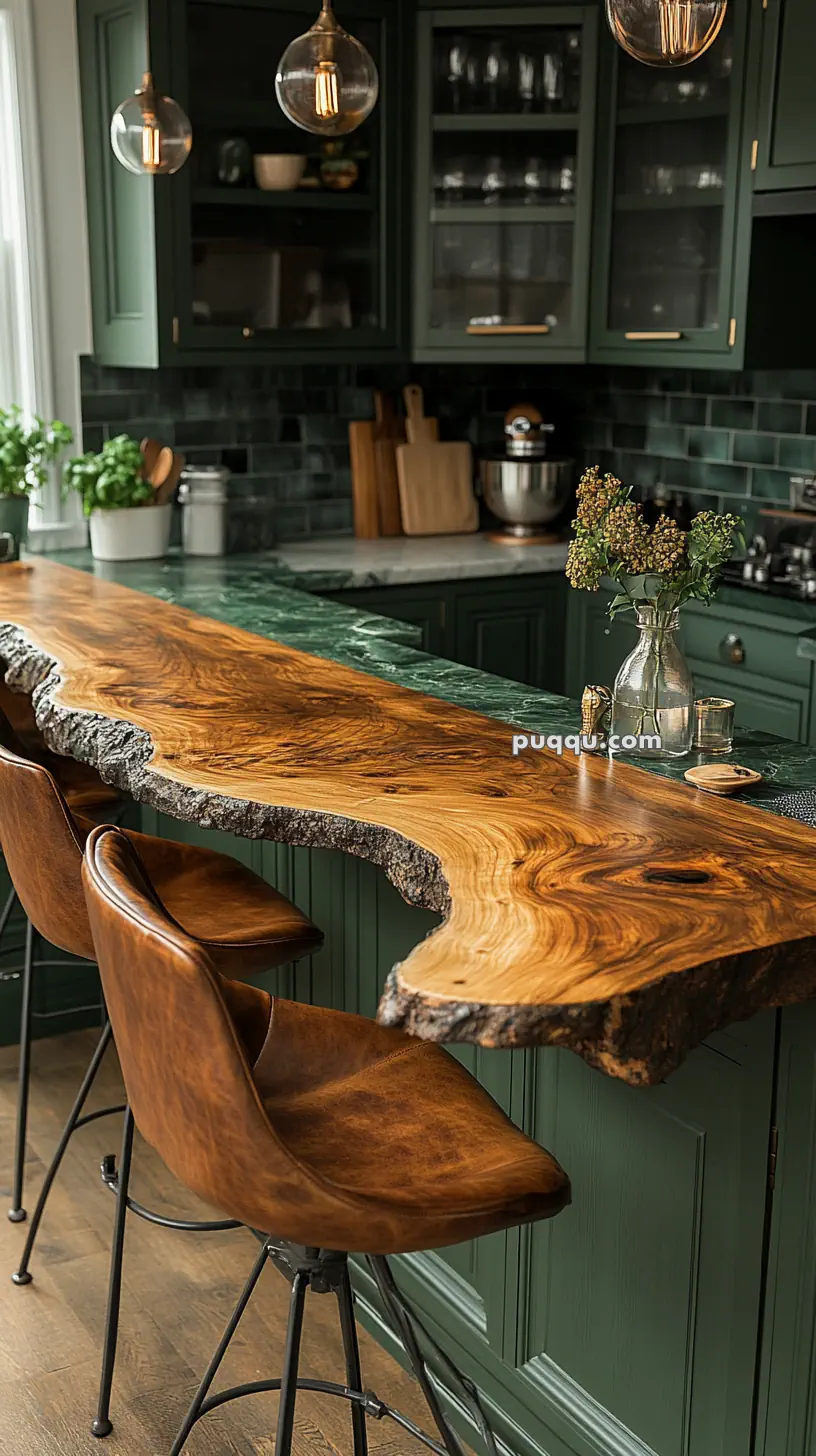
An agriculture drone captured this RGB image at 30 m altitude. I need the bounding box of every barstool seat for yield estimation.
[250,999,566,1252]
[82,824,570,1456]
[0,681,121,815]
[76,821,320,976]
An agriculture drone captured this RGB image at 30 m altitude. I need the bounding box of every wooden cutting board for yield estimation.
[403,384,439,444]
[396,440,478,536]
[349,391,406,537]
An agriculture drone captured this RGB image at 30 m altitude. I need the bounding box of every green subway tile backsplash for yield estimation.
[733,433,777,466]
[709,398,757,431]
[687,428,731,461]
[757,401,803,435]
[80,360,816,544]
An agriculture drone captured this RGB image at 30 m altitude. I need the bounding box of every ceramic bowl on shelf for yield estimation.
[253,154,306,191]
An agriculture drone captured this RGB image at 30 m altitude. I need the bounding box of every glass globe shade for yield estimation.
[605,0,728,66]
[110,72,192,175]
[276,4,378,137]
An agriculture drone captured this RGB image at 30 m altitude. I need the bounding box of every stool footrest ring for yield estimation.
[100,1159,241,1233]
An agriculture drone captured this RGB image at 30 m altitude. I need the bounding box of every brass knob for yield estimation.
[720,632,745,666]
[242,326,255,340]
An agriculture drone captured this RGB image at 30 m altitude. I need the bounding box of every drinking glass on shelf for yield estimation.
[541,48,565,111]
[521,157,546,205]
[439,35,479,113]
[641,164,676,196]
[436,160,466,204]
[481,155,508,206]
[516,51,539,113]
[558,156,576,203]
[483,39,510,113]
[564,30,582,110]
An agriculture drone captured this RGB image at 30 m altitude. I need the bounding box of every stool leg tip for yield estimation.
[7,1208,27,1224]
[91,1419,113,1439]
[11,1270,32,1286]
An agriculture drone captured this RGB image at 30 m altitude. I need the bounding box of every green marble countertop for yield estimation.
[42,548,816,819]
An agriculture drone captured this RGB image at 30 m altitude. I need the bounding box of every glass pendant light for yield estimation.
[110,72,192,175]
[276,2,378,137]
[605,0,728,66]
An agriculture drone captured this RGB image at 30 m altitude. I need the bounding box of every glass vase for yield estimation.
[611,605,693,758]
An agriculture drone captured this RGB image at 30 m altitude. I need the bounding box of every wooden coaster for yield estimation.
[684,763,763,796]
[485,530,565,546]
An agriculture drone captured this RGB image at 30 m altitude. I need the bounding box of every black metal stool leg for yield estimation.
[92,1106,135,1439]
[8,918,36,1224]
[275,1269,309,1456]
[13,1021,114,1285]
[369,1257,467,1456]
[0,884,17,942]
[337,1263,369,1456]
[169,1240,271,1456]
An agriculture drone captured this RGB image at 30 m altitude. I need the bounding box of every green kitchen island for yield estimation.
[1,553,815,1456]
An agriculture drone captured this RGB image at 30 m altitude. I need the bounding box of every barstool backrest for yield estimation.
[82,823,305,1234]
[0,709,95,959]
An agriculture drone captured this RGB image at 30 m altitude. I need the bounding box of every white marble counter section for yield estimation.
[275,534,569,587]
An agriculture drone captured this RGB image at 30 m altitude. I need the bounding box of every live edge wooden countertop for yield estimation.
[2,558,816,1088]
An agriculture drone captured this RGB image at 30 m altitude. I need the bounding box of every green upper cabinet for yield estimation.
[589,3,754,369]
[77,0,161,367]
[411,4,598,364]
[753,0,816,192]
[77,0,409,366]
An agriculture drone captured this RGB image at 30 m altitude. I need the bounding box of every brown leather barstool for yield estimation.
[0,729,322,1434]
[82,823,571,1456]
[0,694,124,1223]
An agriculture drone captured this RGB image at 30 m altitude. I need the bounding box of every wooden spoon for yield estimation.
[140,438,163,482]
[154,451,185,507]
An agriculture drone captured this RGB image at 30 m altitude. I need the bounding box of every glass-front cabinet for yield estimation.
[412,5,598,363]
[174,0,400,356]
[77,0,407,365]
[589,2,752,365]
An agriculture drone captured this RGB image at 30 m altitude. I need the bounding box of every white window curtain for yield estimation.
[0,0,61,524]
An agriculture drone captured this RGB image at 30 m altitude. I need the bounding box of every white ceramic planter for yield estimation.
[89,504,172,562]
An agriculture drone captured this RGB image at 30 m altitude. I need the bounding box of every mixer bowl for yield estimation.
[480,458,573,532]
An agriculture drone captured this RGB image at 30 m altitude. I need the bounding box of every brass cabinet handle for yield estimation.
[624,331,683,341]
[720,632,745,666]
[466,324,550,335]
[242,326,255,339]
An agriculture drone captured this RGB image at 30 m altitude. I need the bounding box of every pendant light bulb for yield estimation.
[276,2,378,137]
[110,72,192,175]
[605,0,728,67]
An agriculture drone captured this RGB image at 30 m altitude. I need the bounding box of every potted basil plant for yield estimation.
[64,434,170,562]
[0,406,74,560]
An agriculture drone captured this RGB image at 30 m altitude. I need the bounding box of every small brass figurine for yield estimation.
[581,685,612,752]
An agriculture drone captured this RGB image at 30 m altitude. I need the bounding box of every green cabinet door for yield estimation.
[754,0,816,192]
[412,3,599,365]
[77,0,408,366]
[565,587,636,698]
[589,2,753,369]
[755,1003,816,1456]
[77,0,161,367]
[452,578,567,693]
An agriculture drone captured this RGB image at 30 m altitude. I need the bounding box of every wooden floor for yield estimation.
[0,1029,433,1455]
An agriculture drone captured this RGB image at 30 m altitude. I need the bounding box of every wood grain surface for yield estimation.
[2,560,816,1086]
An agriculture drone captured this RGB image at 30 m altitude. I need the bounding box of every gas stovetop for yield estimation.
[720,560,816,602]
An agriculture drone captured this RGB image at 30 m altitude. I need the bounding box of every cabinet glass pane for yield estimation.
[433,26,583,116]
[431,221,572,331]
[433,133,577,208]
[185,1,381,336]
[606,13,734,336]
